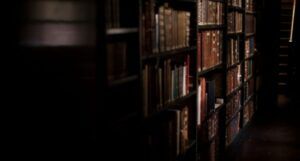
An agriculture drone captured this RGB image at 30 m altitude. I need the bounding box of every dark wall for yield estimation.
[256,0,281,109]
[4,1,98,155]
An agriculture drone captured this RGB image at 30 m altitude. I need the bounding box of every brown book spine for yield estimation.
[200,78,207,122]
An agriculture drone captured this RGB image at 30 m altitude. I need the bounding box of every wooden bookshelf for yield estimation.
[140,1,198,161]
[16,0,262,160]
[197,63,224,76]
[106,28,139,35]
[198,25,224,30]
[142,46,197,60]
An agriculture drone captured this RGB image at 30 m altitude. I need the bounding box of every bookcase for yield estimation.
[102,0,258,161]
[102,0,143,160]
[141,1,198,161]
[15,0,259,158]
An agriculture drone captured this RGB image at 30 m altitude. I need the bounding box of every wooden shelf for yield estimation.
[227,61,241,70]
[174,0,197,3]
[201,103,225,125]
[227,32,244,37]
[226,84,243,99]
[209,103,225,117]
[226,107,242,126]
[245,54,255,60]
[145,91,197,122]
[108,75,139,87]
[208,0,225,3]
[198,24,224,30]
[198,63,224,76]
[244,94,255,106]
[246,33,256,37]
[246,11,256,15]
[228,6,244,12]
[244,75,254,83]
[142,46,197,60]
[164,91,197,109]
[106,28,139,35]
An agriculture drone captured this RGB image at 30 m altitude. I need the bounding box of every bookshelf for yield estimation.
[223,0,258,153]
[141,1,198,161]
[137,0,258,161]
[15,0,261,159]
[102,0,143,161]
[196,1,226,161]
[102,0,258,161]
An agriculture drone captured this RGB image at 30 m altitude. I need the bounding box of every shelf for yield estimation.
[226,107,242,126]
[198,24,224,30]
[228,6,244,12]
[244,54,255,60]
[227,32,244,37]
[226,84,243,99]
[244,94,255,106]
[244,75,254,83]
[174,0,197,3]
[246,11,256,15]
[145,91,197,126]
[201,103,225,125]
[108,75,139,87]
[106,28,139,35]
[142,46,197,60]
[227,61,241,70]
[246,33,256,37]
[165,91,197,109]
[208,0,225,3]
[198,63,224,76]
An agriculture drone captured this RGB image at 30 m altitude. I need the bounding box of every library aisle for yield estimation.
[224,103,300,161]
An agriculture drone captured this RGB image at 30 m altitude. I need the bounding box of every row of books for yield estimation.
[208,113,219,161]
[226,65,242,95]
[245,37,255,58]
[145,107,190,161]
[228,12,243,33]
[244,78,254,101]
[243,100,254,127]
[246,0,255,12]
[244,59,253,81]
[197,31,223,72]
[142,2,191,55]
[197,78,224,126]
[227,38,240,67]
[228,0,242,7]
[143,56,192,117]
[246,15,256,34]
[208,112,219,141]
[226,91,241,121]
[226,113,240,146]
[198,0,223,25]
